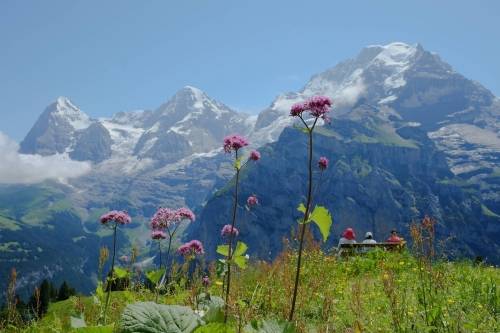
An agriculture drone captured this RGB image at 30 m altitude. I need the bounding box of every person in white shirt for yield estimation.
[362,231,377,244]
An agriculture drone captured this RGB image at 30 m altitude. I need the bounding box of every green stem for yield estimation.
[103,222,117,324]
[224,150,240,323]
[289,118,317,321]
[158,240,163,269]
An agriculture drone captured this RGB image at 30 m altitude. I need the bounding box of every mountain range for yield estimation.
[1,42,499,298]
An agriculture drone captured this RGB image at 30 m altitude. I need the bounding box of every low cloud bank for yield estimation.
[0,132,91,184]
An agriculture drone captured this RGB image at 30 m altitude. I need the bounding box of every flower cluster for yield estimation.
[100,210,131,225]
[150,207,195,230]
[318,157,329,170]
[223,134,249,153]
[247,195,258,207]
[290,96,332,121]
[221,224,239,237]
[177,240,204,256]
[151,230,167,240]
[249,150,261,161]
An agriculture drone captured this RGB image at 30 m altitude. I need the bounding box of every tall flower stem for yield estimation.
[224,150,240,323]
[289,117,317,321]
[158,241,163,269]
[165,223,180,283]
[103,222,117,324]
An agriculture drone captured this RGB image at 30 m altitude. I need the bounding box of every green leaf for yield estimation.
[233,255,248,269]
[297,203,306,214]
[194,323,235,333]
[217,245,229,257]
[234,157,243,170]
[309,205,333,242]
[233,241,248,256]
[114,266,128,279]
[244,319,296,333]
[74,326,114,333]
[146,268,166,285]
[121,302,203,333]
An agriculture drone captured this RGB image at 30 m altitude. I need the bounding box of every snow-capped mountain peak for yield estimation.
[51,96,92,130]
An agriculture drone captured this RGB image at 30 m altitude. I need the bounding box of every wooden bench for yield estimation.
[338,241,406,255]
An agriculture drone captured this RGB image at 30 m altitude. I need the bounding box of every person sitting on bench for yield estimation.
[362,231,377,244]
[386,229,402,243]
[338,228,357,248]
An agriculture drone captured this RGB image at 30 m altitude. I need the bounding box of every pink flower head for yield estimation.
[221,224,239,238]
[247,195,258,207]
[202,276,210,287]
[249,150,261,161]
[100,210,131,225]
[151,230,167,240]
[223,134,249,153]
[307,95,332,119]
[318,157,329,170]
[176,207,196,222]
[178,240,204,256]
[150,207,178,230]
[290,101,308,117]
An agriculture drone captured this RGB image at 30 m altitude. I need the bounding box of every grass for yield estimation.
[4,248,498,333]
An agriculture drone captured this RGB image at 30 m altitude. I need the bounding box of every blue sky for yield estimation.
[1,0,499,140]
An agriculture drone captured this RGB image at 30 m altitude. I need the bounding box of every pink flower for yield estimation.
[318,157,329,170]
[150,207,178,230]
[290,102,308,117]
[151,230,167,240]
[178,240,204,256]
[100,210,131,225]
[247,195,258,207]
[289,96,332,121]
[176,207,196,222]
[150,207,195,230]
[221,224,239,237]
[307,96,332,119]
[223,134,249,153]
[249,150,261,161]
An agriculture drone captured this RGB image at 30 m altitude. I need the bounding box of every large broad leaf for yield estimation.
[309,205,333,242]
[244,319,296,333]
[121,302,203,333]
[233,241,248,256]
[75,326,114,333]
[233,255,248,269]
[194,323,235,333]
[196,294,225,323]
[216,245,229,257]
[146,268,166,285]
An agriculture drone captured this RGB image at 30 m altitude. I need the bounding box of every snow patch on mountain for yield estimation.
[54,97,92,130]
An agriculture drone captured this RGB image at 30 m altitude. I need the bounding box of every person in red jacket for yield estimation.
[386,229,402,243]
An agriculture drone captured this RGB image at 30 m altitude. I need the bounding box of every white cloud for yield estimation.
[335,77,366,108]
[0,132,91,184]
